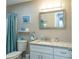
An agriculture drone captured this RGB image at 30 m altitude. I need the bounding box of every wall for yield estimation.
[7,0,71,42]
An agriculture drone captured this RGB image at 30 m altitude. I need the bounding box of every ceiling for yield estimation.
[7,0,32,6]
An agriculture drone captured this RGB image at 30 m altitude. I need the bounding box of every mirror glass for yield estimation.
[39,10,65,29]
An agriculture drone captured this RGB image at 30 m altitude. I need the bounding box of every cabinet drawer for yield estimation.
[30,45,53,54]
[30,51,53,59]
[54,48,72,58]
[54,55,71,59]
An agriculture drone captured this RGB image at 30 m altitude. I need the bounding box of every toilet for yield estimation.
[6,40,28,59]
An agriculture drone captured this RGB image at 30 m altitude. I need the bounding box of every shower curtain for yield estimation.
[6,13,17,54]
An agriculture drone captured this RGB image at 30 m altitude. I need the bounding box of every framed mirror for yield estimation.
[39,10,65,29]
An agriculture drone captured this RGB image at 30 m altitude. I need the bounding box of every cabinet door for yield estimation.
[54,55,71,59]
[54,48,72,58]
[30,52,41,59]
[42,54,53,59]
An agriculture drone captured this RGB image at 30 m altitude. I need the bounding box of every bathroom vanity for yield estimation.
[30,40,72,59]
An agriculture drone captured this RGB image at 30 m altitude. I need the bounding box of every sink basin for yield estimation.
[30,39,62,45]
[36,40,52,43]
[36,39,60,43]
[37,41,52,45]
[34,40,58,45]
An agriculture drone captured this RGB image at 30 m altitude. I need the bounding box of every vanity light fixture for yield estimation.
[40,0,64,12]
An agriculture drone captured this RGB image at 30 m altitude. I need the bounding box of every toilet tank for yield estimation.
[17,40,27,51]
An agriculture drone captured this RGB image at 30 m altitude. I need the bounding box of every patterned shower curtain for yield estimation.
[6,13,17,54]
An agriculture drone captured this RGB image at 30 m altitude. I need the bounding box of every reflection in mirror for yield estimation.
[39,10,65,29]
[55,11,64,28]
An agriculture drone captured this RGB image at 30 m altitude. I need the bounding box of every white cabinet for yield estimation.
[42,54,53,59]
[30,44,72,59]
[54,55,71,59]
[30,52,40,59]
[30,45,53,54]
[54,48,72,58]
[30,45,53,59]
[54,48,72,59]
[30,53,38,59]
[30,51,53,59]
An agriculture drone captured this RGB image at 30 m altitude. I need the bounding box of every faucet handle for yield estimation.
[54,36,60,42]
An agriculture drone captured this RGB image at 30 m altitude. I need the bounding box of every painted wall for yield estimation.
[7,0,71,42]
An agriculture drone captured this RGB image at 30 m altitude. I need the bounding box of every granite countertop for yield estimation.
[30,40,72,48]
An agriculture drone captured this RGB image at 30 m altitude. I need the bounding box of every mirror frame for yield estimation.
[39,10,66,29]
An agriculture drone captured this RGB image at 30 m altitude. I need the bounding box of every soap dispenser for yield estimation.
[30,32,37,41]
